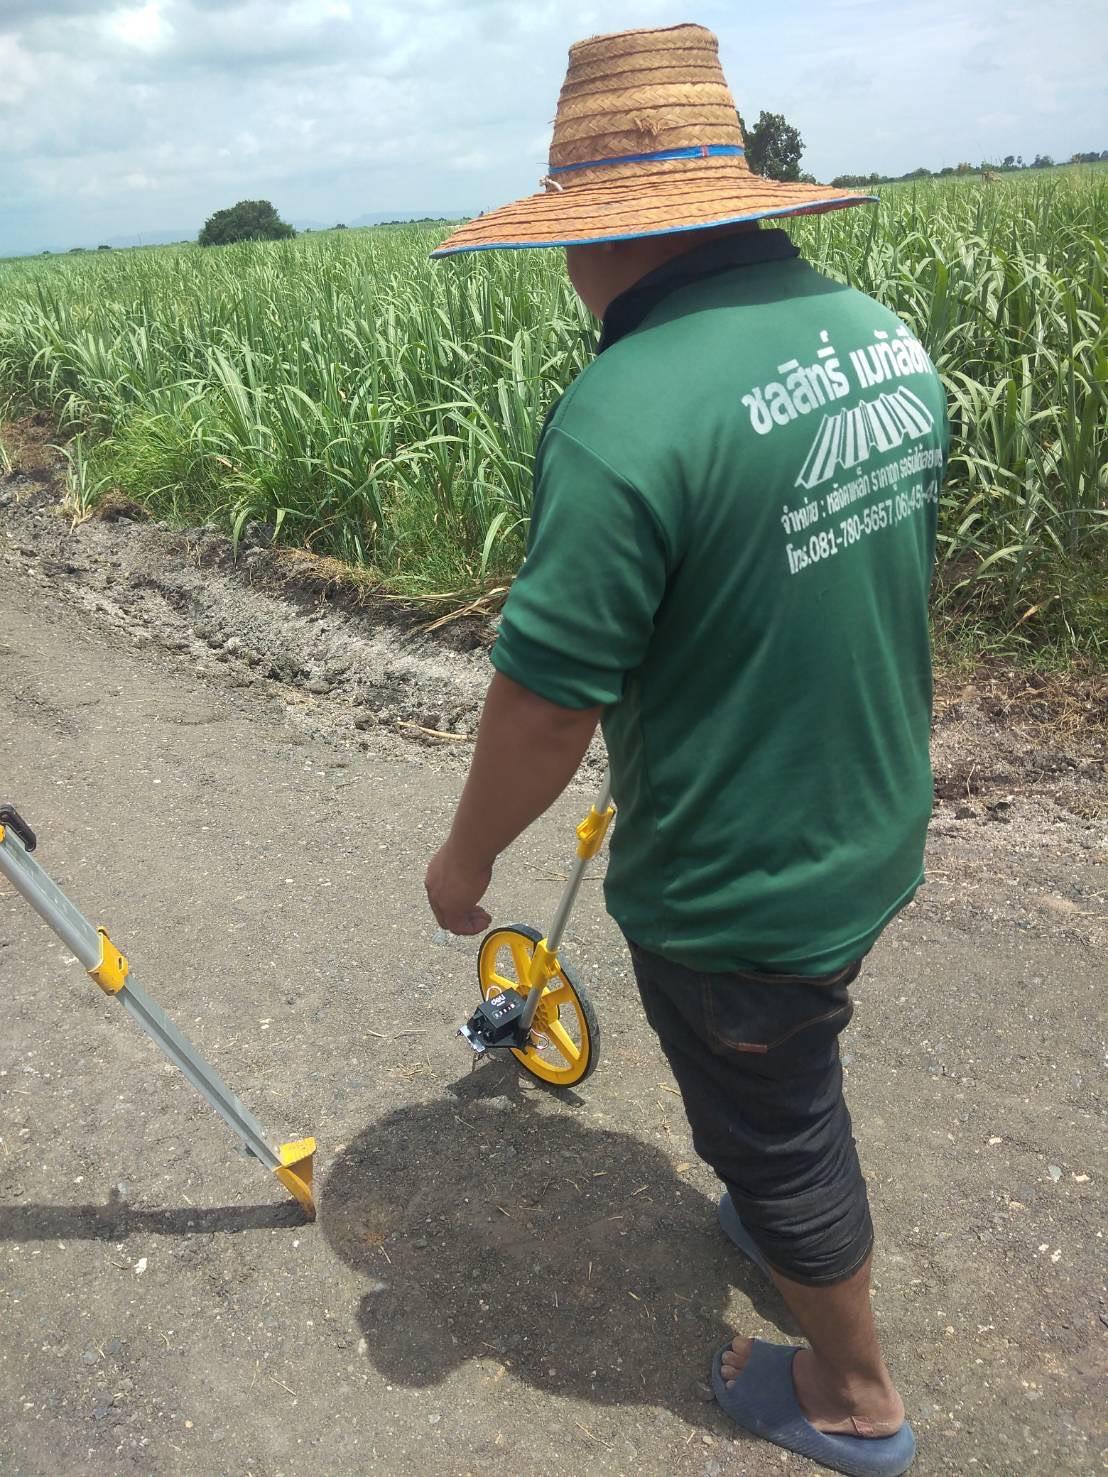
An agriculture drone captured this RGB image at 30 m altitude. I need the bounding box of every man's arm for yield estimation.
[425,671,601,934]
[425,424,668,934]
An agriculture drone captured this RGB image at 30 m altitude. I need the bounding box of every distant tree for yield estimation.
[1016,155,1024,168]
[333,222,348,230]
[956,161,973,174]
[1030,154,1054,169]
[68,246,87,253]
[97,244,112,251]
[737,109,805,182]
[1002,154,1016,169]
[198,199,295,247]
[904,166,932,179]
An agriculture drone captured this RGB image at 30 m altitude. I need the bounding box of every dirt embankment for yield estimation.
[3,412,1105,798]
[1,416,500,752]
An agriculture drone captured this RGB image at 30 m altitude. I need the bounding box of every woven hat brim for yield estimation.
[431,165,876,257]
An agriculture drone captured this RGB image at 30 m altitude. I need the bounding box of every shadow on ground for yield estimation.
[0,1188,302,1241]
[321,1063,796,1425]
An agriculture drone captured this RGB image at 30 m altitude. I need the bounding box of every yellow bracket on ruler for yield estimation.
[275,1138,317,1220]
[89,928,130,995]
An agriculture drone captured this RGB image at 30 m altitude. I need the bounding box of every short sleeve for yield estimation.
[491,426,671,709]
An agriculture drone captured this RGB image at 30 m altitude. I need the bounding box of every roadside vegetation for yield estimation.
[0,169,1104,658]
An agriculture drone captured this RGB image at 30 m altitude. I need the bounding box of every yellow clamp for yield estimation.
[89,928,129,995]
[575,803,616,861]
[274,1137,317,1220]
[527,937,560,991]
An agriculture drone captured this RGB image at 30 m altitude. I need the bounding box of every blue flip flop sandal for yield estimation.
[711,1339,917,1477]
[718,1192,773,1278]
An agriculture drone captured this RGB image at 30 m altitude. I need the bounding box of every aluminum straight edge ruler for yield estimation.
[0,806,314,1218]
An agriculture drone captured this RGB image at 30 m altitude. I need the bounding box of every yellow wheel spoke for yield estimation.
[487,972,522,995]
[543,1019,581,1064]
[542,982,572,1009]
[508,936,534,984]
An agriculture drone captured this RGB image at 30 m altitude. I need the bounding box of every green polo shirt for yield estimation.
[492,230,949,974]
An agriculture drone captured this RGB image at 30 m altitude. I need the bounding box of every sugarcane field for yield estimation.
[1,8,1106,1477]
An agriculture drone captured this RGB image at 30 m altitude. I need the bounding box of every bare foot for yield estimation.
[719,1337,905,1437]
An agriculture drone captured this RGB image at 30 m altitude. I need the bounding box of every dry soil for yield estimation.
[1,439,1105,1477]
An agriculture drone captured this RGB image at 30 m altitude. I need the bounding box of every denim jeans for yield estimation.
[627,939,874,1286]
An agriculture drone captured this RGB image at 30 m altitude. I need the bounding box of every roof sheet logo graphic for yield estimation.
[796,387,936,490]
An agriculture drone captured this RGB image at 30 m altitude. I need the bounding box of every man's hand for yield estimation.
[425,840,493,936]
[423,672,602,936]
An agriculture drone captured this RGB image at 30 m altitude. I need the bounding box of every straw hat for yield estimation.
[431,23,873,258]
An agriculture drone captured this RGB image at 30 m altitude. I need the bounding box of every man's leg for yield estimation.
[627,940,906,1436]
[721,1256,904,1435]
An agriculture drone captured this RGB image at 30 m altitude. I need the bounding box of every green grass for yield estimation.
[1,168,1105,657]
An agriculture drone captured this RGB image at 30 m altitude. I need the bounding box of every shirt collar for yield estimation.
[598,229,800,353]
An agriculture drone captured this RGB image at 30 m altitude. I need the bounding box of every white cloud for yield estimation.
[0,34,39,106]
[104,1,172,52]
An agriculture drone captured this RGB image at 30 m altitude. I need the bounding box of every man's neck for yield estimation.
[597,223,760,318]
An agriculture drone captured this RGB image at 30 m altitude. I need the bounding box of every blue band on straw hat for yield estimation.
[549,143,745,175]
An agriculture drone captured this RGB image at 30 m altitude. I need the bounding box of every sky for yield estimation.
[1,0,1106,256]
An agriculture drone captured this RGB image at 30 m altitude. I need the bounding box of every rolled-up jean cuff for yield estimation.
[724,1158,875,1285]
[740,1197,875,1286]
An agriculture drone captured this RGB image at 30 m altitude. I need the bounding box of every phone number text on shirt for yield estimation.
[785,479,938,576]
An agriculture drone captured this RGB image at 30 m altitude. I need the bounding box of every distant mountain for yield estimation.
[0,226,196,257]
[87,227,195,250]
[348,210,469,228]
[86,214,470,247]
[1,211,472,260]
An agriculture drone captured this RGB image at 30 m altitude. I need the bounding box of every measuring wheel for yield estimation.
[477,925,599,1087]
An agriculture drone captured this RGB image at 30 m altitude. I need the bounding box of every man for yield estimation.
[425,23,947,1477]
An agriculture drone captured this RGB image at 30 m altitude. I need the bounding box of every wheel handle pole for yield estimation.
[518,772,614,1033]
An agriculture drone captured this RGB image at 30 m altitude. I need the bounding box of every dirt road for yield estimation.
[1,465,1105,1476]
